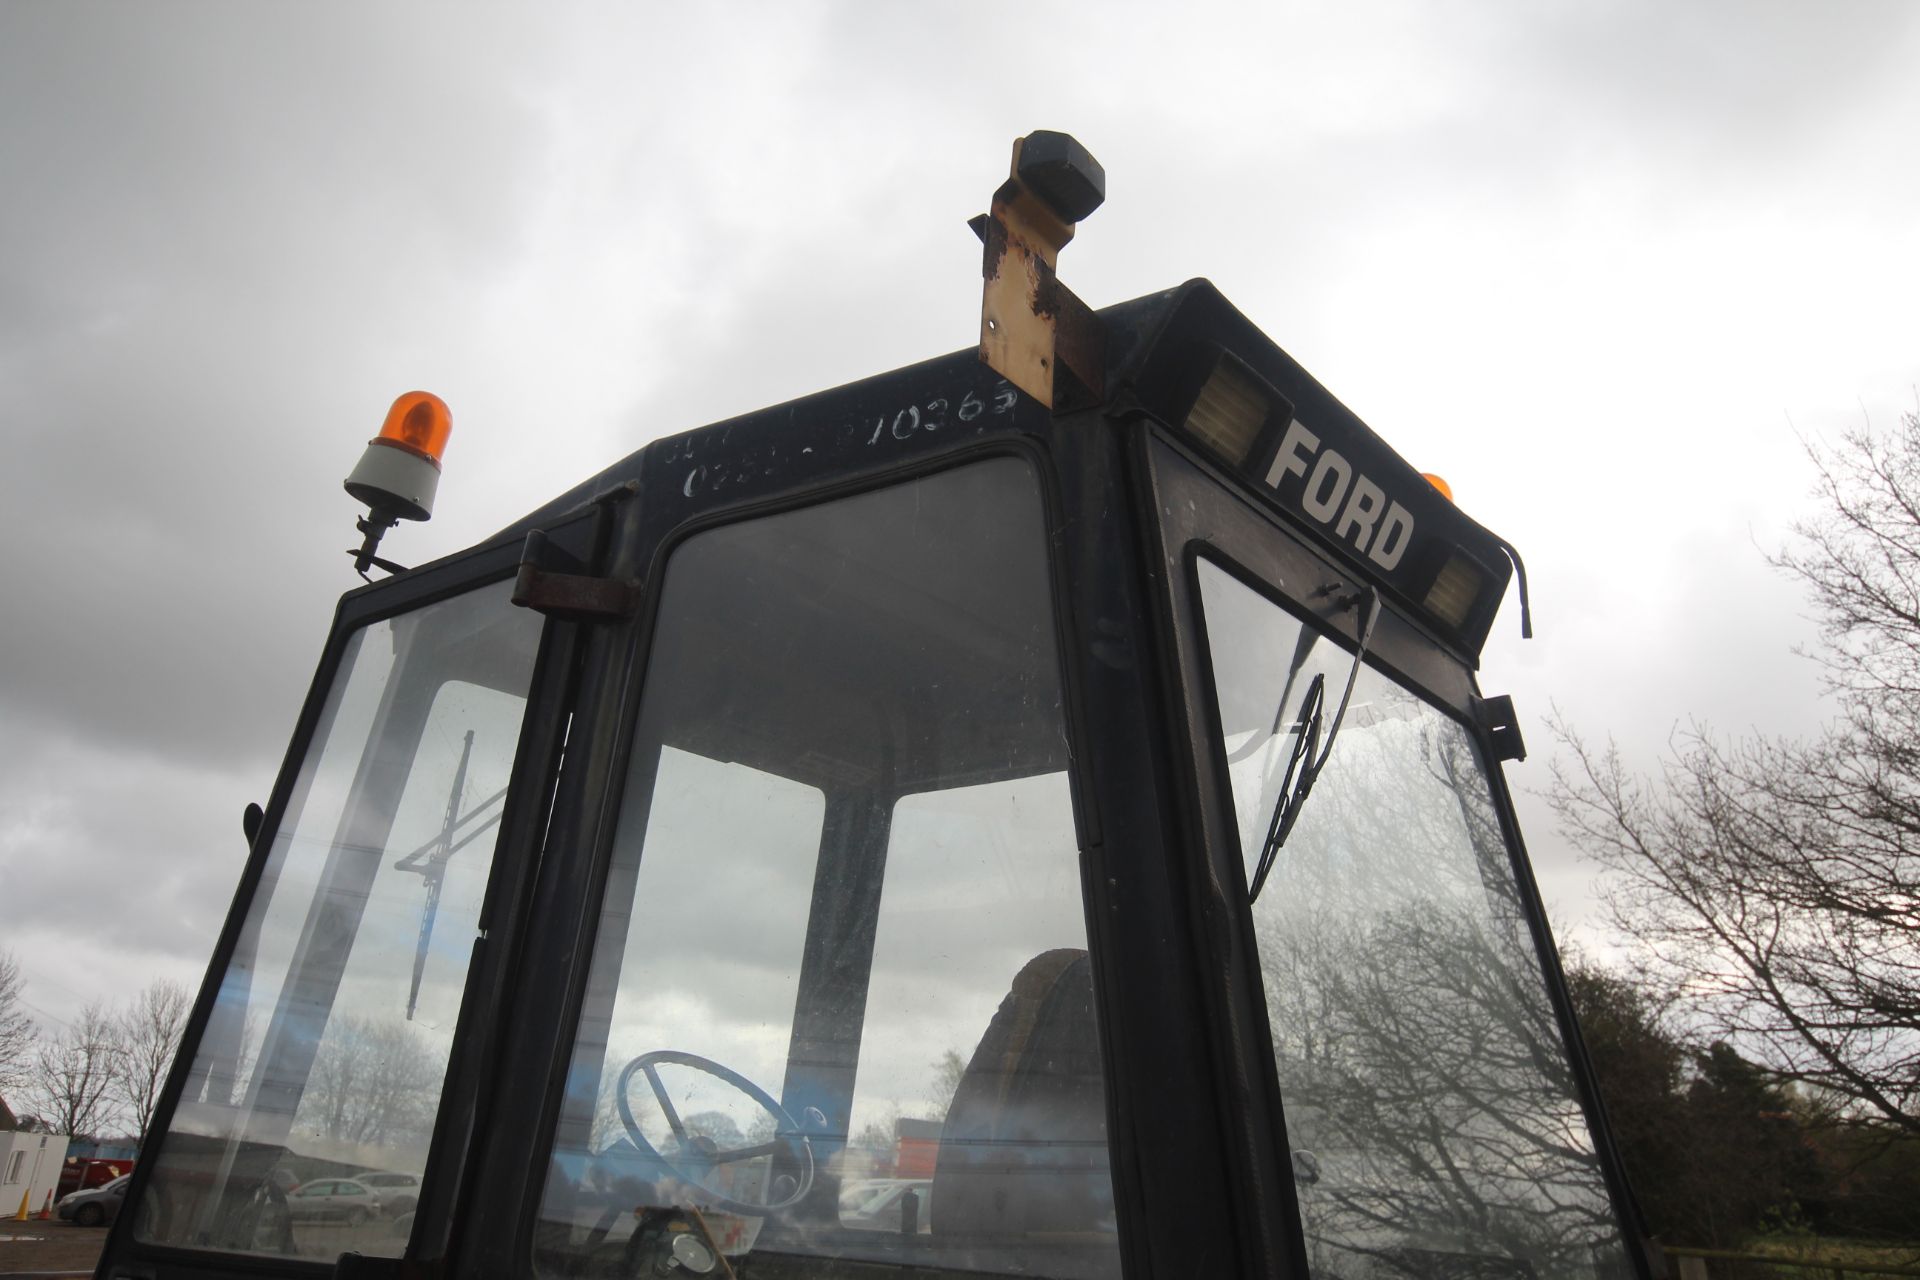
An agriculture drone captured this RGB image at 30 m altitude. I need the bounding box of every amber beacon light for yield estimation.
[344,390,452,578]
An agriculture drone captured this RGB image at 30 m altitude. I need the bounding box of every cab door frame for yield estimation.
[102,508,603,1280]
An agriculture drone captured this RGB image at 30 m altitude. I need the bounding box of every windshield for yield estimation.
[1195,559,1631,1280]
[134,580,543,1261]
[535,457,1119,1279]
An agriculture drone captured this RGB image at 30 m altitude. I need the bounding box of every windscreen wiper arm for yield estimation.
[393,730,506,1020]
[1247,587,1381,905]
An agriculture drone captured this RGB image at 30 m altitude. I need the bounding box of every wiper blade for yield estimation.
[1247,672,1322,902]
[1247,587,1381,904]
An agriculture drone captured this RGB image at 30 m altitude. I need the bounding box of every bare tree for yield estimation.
[1554,413,1920,1137]
[30,1003,123,1139]
[299,1014,440,1149]
[0,949,33,1094]
[115,979,192,1145]
[1260,721,1625,1277]
[927,1047,967,1119]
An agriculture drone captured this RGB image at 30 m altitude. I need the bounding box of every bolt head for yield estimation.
[1017,130,1106,223]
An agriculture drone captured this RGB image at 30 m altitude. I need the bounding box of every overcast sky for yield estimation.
[4,0,1918,1040]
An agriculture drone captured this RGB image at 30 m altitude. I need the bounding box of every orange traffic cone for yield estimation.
[13,1188,27,1220]
[38,1190,53,1219]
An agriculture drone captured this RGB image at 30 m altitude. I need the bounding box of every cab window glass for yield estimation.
[841,772,1104,1238]
[137,581,542,1261]
[1196,560,1631,1280]
[537,458,1119,1279]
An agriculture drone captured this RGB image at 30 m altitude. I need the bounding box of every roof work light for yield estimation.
[344,390,451,577]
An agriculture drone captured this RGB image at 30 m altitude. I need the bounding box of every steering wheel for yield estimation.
[615,1050,815,1215]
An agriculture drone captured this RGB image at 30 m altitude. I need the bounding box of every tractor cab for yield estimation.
[102,134,1646,1280]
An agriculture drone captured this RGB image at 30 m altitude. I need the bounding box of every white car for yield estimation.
[840,1179,933,1232]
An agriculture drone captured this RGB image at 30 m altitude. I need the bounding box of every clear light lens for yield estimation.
[1424,553,1483,628]
[1185,357,1270,466]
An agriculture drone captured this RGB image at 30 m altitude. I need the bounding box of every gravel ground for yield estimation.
[0,1218,104,1277]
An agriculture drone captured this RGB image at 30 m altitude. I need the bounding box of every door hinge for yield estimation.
[511,529,641,621]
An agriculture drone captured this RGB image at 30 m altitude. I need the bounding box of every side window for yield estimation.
[536,458,1120,1280]
[136,582,545,1262]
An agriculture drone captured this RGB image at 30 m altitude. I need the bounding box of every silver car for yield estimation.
[286,1177,385,1224]
[56,1174,129,1227]
[351,1171,420,1215]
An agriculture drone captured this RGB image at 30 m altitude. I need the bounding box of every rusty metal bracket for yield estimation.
[511,529,641,621]
[976,131,1107,412]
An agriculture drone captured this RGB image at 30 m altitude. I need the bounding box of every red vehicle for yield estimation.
[57,1155,133,1198]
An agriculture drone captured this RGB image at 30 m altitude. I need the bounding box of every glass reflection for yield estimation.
[136,582,542,1261]
[537,459,1118,1279]
[1197,559,1630,1280]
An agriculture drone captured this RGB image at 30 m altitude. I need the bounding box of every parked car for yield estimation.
[351,1170,421,1215]
[57,1156,133,1199]
[286,1177,385,1224]
[57,1174,129,1227]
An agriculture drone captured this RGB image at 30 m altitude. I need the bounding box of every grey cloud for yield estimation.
[3,0,1918,1039]
[1513,2,1920,171]
[0,732,259,1005]
[0,4,561,774]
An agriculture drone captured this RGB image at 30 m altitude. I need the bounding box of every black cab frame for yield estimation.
[99,138,1647,1280]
